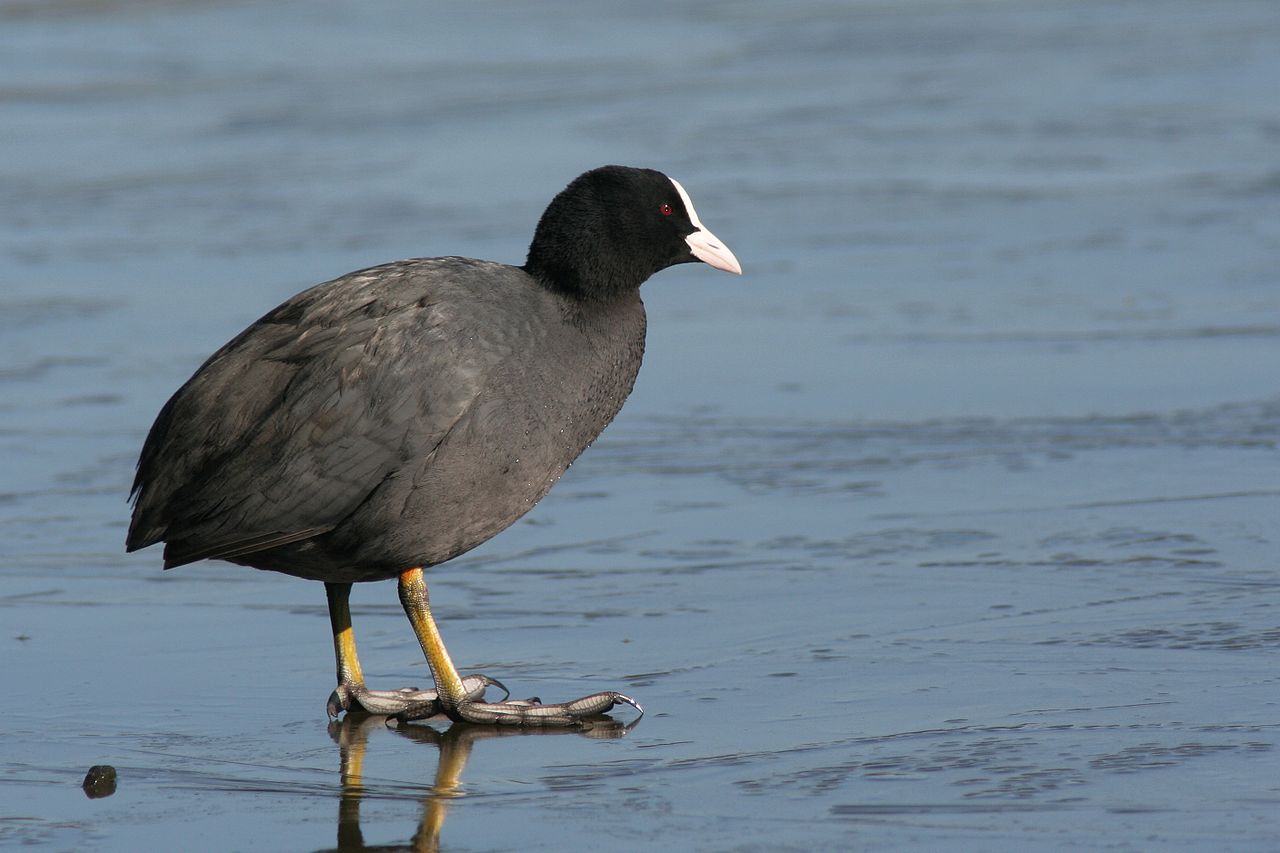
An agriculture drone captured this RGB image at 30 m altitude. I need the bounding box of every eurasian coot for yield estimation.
[127,165,741,725]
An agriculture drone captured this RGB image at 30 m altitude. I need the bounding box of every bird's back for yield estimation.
[127,257,646,581]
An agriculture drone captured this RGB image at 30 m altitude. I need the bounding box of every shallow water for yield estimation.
[3,1,1279,850]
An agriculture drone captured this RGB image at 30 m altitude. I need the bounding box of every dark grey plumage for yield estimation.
[128,257,645,581]
[125,165,741,725]
[127,164,744,582]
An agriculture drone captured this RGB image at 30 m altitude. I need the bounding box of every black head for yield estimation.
[523,165,741,302]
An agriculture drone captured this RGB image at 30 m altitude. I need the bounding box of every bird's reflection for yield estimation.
[319,713,634,852]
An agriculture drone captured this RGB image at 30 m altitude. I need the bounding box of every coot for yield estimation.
[127,165,741,725]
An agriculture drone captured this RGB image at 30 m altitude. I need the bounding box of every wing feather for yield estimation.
[127,259,503,566]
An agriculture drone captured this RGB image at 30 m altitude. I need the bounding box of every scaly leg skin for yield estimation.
[393,567,643,727]
[324,581,508,718]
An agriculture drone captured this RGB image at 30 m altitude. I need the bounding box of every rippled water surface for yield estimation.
[3,1,1279,850]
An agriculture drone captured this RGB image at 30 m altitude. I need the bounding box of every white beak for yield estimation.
[670,177,743,275]
[685,227,743,275]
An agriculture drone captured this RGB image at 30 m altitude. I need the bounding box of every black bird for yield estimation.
[127,165,741,726]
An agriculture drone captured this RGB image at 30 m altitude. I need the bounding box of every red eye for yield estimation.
[659,203,673,216]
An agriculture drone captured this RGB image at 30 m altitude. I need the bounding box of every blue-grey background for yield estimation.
[2,1,1278,850]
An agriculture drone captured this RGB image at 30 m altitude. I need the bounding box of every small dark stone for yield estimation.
[82,764,117,798]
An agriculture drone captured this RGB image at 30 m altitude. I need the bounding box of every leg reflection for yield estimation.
[324,713,635,852]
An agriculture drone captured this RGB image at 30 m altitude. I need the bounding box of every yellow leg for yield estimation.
[326,569,639,725]
[395,567,641,726]
[326,582,365,687]
[398,568,467,706]
[326,580,455,718]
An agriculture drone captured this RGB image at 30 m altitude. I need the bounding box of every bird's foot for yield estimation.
[395,690,643,728]
[327,674,505,718]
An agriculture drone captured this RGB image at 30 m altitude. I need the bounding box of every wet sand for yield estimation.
[3,1,1279,850]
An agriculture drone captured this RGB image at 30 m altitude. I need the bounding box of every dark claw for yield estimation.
[472,675,510,702]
